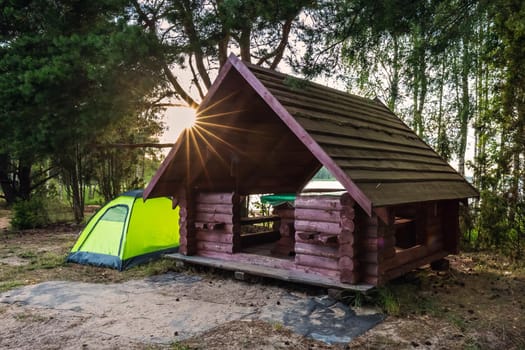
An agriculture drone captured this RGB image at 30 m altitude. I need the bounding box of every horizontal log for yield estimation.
[295,208,341,223]
[385,245,428,268]
[195,212,235,224]
[295,253,339,271]
[295,231,339,245]
[295,220,342,235]
[295,242,339,259]
[295,236,338,248]
[383,250,449,283]
[295,196,342,211]
[196,230,234,244]
[196,203,234,215]
[196,241,234,254]
[196,192,238,204]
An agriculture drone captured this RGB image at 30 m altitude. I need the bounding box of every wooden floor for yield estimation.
[165,252,374,292]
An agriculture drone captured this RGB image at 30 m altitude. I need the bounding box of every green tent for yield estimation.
[67,190,180,270]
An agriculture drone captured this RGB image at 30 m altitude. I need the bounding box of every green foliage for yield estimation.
[10,196,49,230]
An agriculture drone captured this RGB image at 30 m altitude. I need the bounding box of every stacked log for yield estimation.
[338,193,358,284]
[357,208,396,286]
[194,192,240,256]
[271,205,295,256]
[178,190,196,255]
[294,195,344,279]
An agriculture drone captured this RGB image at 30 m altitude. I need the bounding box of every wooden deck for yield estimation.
[164,253,374,292]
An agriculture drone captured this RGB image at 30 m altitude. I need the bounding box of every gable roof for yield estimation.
[145,54,478,216]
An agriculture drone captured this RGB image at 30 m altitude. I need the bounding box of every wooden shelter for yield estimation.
[145,54,478,288]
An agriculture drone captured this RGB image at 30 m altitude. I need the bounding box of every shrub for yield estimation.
[11,196,50,229]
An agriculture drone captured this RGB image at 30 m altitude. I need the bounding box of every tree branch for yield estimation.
[132,0,199,108]
[30,172,60,192]
[255,17,294,69]
[189,53,206,99]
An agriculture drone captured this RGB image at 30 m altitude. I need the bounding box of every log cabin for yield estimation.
[144,54,478,289]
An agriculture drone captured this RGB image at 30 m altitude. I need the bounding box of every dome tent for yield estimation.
[67,190,179,270]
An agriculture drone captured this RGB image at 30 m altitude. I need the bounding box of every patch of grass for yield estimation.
[13,311,48,322]
[131,258,183,277]
[170,342,193,350]
[0,280,26,293]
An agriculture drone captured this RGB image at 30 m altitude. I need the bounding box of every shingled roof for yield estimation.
[145,54,478,216]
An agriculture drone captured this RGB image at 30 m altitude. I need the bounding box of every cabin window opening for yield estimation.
[239,194,282,251]
[394,205,425,250]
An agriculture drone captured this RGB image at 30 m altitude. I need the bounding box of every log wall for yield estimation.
[293,194,352,280]
[356,208,395,286]
[270,206,295,256]
[178,189,197,255]
[193,192,240,256]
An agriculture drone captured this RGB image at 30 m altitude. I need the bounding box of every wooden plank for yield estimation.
[357,181,478,208]
[295,115,430,151]
[196,241,234,254]
[295,196,343,211]
[295,253,339,271]
[295,208,341,223]
[196,192,238,204]
[295,220,342,235]
[325,146,445,165]
[165,252,372,291]
[312,133,438,159]
[249,66,403,124]
[196,230,234,244]
[344,169,464,183]
[195,212,234,224]
[196,203,234,215]
[383,250,449,283]
[295,242,340,259]
[271,93,408,131]
[384,245,428,268]
[336,159,454,173]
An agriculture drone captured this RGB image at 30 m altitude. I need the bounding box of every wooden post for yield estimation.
[178,189,197,255]
[339,193,358,284]
[271,205,295,256]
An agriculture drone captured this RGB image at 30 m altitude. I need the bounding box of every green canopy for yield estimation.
[67,190,179,270]
[260,193,296,207]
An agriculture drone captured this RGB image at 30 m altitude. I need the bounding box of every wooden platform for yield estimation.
[164,253,374,292]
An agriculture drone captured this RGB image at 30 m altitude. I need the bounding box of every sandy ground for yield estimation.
[0,273,383,349]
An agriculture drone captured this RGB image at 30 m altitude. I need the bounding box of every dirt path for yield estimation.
[0,273,382,349]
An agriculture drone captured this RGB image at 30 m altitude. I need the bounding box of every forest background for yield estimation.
[0,0,523,256]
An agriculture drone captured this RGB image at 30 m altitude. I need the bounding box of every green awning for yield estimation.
[260,194,296,207]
